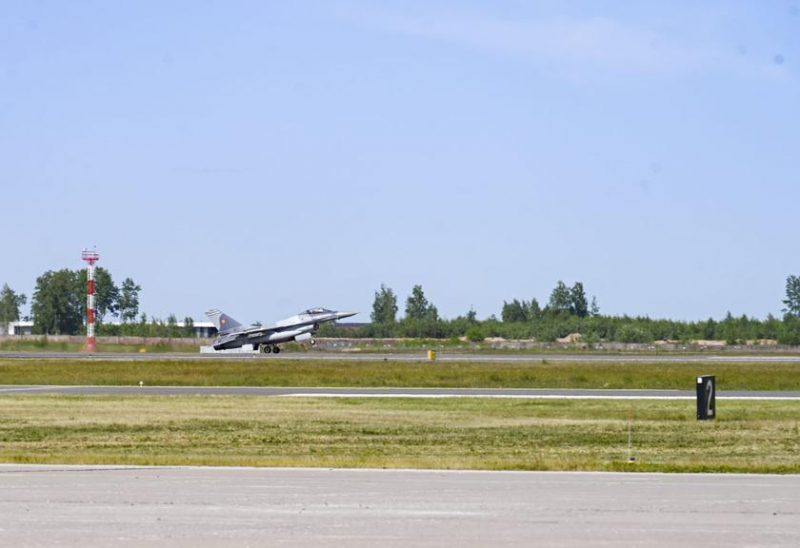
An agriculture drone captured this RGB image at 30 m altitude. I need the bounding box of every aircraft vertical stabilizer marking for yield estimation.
[205,309,243,333]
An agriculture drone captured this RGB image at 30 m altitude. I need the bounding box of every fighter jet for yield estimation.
[205,308,357,354]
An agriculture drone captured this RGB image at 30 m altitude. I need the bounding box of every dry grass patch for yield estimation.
[0,395,799,473]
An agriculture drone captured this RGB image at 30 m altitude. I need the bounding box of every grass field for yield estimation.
[2,358,798,473]
[0,339,197,353]
[4,337,800,355]
[1,359,799,390]
[1,395,798,473]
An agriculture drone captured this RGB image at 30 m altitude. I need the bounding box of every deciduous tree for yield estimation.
[405,285,431,321]
[569,282,589,318]
[183,316,195,338]
[502,299,528,322]
[371,283,398,324]
[528,298,542,319]
[547,281,572,314]
[31,270,83,335]
[119,278,142,323]
[0,283,26,334]
[167,313,180,338]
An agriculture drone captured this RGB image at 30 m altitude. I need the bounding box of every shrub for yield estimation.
[466,326,484,343]
[616,324,654,343]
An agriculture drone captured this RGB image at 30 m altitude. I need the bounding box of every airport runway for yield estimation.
[2,385,799,399]
[3,350,800,363]
[1,465,798,547]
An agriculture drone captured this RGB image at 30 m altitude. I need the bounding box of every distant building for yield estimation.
[182,321,217,338]
[7,321,34,336]
[3,320,217,338]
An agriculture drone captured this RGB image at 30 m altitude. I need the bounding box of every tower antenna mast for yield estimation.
[81,248,100,352]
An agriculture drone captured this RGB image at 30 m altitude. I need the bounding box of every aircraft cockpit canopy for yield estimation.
[303,308,333,315]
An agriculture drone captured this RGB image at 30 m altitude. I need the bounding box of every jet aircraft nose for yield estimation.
[335,311,358,320]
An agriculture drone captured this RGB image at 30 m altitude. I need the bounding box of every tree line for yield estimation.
[3,271,800,344]
[319,277,800,345]
[0,268,196,337]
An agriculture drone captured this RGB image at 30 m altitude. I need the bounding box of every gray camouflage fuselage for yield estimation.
[206,308,356,351]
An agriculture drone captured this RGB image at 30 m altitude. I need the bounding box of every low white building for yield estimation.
[178,321,217,338]
[2,320,216,338]
[6,321,34,336]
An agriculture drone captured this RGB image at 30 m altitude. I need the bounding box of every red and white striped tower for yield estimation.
[81,248,100,353]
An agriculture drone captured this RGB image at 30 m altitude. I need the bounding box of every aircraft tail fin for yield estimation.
[205,309,242,333]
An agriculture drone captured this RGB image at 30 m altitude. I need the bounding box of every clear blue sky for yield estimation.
[1,1,798,323]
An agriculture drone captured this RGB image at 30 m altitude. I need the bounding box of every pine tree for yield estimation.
[590,296,600,317]
[783,275,800,317]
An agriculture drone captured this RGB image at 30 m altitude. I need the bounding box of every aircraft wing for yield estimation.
[236,325,278,337]
[225,321,305,339]
[213,325,273,345]
[251,316,329,334]
[240,319,315,335]
[213,322,309,347]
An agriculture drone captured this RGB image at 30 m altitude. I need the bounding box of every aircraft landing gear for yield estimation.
[258,344,281,354]
[310,339,316,346]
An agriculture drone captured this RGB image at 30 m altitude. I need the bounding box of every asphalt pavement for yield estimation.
[1,465,798,547]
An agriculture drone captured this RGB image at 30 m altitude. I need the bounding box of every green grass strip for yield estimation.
[0,340,196,353]
[1,359,799,390]
[1,395,799,473]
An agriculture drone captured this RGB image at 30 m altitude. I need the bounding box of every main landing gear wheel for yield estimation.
[273,346,281,354]
[310,339,316,346]
[259,344,272,354]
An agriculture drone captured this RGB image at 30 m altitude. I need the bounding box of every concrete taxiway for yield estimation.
[2,385,800,399]
[1,465,798,547]
[3,350,800,362]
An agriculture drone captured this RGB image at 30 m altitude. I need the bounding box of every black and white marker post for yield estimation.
[696,375,716,421]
